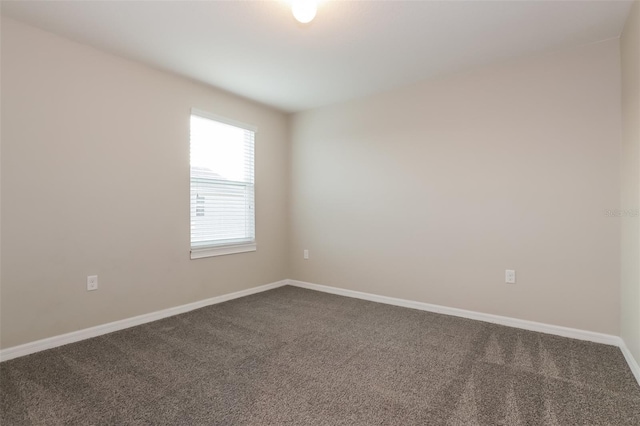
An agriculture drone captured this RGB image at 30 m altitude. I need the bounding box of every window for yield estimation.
[190,109,256,259]
[195,194,205,217]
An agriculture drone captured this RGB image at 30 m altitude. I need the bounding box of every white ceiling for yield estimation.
[1,0,633,112]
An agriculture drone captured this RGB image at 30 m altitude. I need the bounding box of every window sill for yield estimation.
[190,242,256,259]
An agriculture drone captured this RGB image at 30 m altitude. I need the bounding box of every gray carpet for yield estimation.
[1,286,639,425]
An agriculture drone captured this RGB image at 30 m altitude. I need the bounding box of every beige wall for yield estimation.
[0,15,631,349]
[621,1,640,364]
[0,18,290,348]
[290,40,622,334]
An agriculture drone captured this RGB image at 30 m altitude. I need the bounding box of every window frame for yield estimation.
[189,108,257,260]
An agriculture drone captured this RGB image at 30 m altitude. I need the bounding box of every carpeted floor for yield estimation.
[1,286,639,425]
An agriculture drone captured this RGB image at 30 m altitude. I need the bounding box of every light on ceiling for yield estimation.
[292,0,317,24]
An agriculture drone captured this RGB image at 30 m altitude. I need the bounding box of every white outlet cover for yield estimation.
[303,249,309,260]
[87,275,98,291]
[505,270,516,284]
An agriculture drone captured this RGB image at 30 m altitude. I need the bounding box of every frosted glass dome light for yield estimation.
[292,0,317,24]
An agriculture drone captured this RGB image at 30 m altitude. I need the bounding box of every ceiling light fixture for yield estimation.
[291,0,317,24]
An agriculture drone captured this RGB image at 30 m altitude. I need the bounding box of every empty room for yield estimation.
[1,0,639,424]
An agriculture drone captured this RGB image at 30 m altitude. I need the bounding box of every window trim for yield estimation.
[190,242,257,260]
[189,108,257,260]
[190,108,258,134]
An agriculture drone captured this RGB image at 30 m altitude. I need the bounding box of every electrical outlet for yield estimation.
[303,249,309,260]
[505,270,516,284]
[87,275,98,291]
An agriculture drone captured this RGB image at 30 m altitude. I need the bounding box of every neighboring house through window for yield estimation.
[195,194,205,217]
[190,109,256,259]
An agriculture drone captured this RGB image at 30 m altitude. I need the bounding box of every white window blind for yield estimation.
[190,109,256,259]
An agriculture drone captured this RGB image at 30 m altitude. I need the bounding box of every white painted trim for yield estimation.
[286,279,621,346]
[3,277,638,388]
[0,280,287,362]
[190,242,257,259]
[619,340,640,385]
[287,279,640,386]
[190,108,258,133]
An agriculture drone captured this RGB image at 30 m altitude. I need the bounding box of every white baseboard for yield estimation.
[619,341,640,385]
[3,277,638,388]
[287,279,640,386]
[0,280,288,362]
[286,279,621,346]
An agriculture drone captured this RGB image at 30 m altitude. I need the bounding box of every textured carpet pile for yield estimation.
[1,285,639,425]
